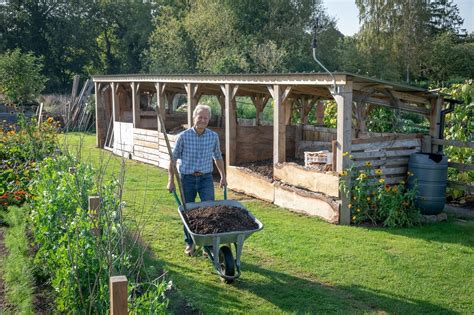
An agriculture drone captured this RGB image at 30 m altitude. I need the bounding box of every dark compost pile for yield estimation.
[186,205,259,234]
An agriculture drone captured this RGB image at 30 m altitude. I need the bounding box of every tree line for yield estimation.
[1,0,473,95]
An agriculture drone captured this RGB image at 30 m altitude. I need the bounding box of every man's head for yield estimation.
[192,105,211,132]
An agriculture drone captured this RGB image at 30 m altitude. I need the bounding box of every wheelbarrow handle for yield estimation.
[223,186,227,201]
[172,189,182,206]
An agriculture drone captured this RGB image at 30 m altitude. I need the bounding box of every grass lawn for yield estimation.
[63,133,473,314]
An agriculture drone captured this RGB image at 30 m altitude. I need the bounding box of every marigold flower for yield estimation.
[47,117,54,123]
[384,184,391,192]
[379,178,385,184]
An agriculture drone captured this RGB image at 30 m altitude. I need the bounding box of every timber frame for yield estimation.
[93,72,442,225]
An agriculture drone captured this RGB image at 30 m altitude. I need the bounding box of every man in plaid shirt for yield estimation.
[167,104,226,255]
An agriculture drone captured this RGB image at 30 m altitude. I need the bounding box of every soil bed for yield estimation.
[239,158,320,181]
[186,205,258,234]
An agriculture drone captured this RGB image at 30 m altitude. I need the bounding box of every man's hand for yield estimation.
[220,176,227,188]
[167,180,175,192]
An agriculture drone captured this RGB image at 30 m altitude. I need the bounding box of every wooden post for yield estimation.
[111,83,118,122]
[430,96,443,154]
[37,102,44,127]
[217,95,225,128]
[422,135,432,153]
[268,85,292,164]
[155,83,167,132]
[316,101,325,126]
[95,83,106,148]
[185,83,200,128]
[88,196,100,235]
[165,91,176,114]
[110,276,128,315]
[223,84,238,167]
[131,82,140,128]
[334,79,352,225]
[332,140,337,171]
[251,94,269,126]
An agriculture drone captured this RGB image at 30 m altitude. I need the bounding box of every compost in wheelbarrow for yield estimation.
[178,199,263,283]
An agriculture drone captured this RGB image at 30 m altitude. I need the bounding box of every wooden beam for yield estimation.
[270,84,286,164]
[165,91,176,114]
[334,80,353,225]
[353,92,430,115]
[131,82,140,128]
[111,82,118,122]
[432,138,474,148]
[224,84,238,166]
[95,82,106,148]
[430,96,443,153]
[185,83,200,127]
[155,82,167,132]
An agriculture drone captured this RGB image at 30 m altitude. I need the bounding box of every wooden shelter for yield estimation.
[92,73,443,224]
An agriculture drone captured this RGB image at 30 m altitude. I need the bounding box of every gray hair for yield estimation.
[193,104,212,119]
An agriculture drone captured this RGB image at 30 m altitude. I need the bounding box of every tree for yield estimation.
[428,0,465,36]
[0,49,47,105]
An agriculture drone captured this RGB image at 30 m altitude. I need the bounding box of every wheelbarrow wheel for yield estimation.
[218,246,235,284]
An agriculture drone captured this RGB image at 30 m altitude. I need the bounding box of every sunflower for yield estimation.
[375,169,383,175]
[379,178,385,184]
[365,161,372,167]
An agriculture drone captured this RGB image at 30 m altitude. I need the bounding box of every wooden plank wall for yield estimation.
[351,134,422,185]
[133,128,179,168]
[237,126,273,163]
[302,125,337,142]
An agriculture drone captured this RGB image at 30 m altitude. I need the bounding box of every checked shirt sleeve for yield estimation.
[172,134,184,160]
[212,134,223,160]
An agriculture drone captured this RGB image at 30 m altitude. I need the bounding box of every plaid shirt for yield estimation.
[172,128,222,175]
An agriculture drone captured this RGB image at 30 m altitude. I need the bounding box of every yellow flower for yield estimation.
[352,216,356,221]
[340,171,348,176]
[356,208,361,212]
[375,169,383,175]
[379,178,385,184]
[407,171,414,176]
[349,155,353,159]
[400,180,405,185]
[348,203,352,209]
[47,117,54,123]
[367,197,371,202]
[392,186,398,193]
[353,196,356,200]
[358,173,367,180]
[365,161,372,167]
[343,152,349,157]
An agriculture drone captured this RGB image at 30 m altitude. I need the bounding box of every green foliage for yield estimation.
[29,153,168,312]
[3,205,34,314]
[0,49,47,105]
[440,80,474,201]
[340,161,421,227]
[0,115,59,214]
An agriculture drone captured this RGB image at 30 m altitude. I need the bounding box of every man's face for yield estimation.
[193,109,210,129]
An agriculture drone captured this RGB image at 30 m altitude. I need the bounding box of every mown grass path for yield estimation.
[65,133,473,314]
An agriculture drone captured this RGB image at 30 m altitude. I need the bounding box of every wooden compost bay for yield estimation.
[92,73,442,225]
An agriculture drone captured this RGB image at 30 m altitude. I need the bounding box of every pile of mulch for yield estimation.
[239,158,306,180]
[186,205,259,234]
[239,160,274,180]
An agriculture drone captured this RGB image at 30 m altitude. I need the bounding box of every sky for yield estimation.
[323,0,474,36]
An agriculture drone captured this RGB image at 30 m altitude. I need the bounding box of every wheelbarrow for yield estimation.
[173,189,263,283]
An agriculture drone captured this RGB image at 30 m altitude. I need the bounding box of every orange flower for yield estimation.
[392,186,398,193]
[47,117,54,124]
[384,184,391,192]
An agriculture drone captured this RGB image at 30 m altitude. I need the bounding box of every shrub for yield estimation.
[0,49,47,106]
[340,159,421,227]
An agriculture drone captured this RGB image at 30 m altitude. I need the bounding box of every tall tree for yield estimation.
[428,0,465,36]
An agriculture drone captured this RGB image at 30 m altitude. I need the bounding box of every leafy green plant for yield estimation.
[440,80,473,202]
[0,49,47,106]
[340,159,420,227]
[0,115,59,214]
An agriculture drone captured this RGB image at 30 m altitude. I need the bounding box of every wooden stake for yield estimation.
[110,276,128,315]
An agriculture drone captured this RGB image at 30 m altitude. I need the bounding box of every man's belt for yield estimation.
[191,171,204,176]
